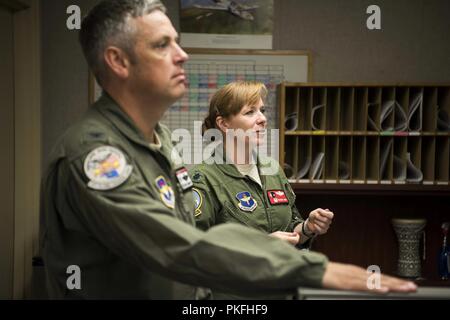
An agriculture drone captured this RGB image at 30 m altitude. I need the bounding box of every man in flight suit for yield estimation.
[40,0,417,299]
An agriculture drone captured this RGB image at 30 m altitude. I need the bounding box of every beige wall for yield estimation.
[15,0,41,299]
[41,0,92,170]
[0,7,15,300]
[274,0,450,83]
[166,0,450,82]
[0,0,41,299]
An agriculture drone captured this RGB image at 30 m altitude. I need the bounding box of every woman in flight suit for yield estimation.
[189,81,334,299]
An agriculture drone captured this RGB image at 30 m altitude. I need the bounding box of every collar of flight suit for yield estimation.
[212,146,273,181]
[94,92,172,157]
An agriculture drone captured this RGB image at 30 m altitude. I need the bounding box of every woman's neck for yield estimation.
[223,141,256,165]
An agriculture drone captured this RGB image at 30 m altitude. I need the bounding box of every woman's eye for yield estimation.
[245,110,255,115]
[260,108,266,114]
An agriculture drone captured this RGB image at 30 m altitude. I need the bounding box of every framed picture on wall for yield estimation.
[179,0,274,49]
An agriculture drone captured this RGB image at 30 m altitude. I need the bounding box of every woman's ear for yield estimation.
[216,116,229,133]
[103,46,130,79]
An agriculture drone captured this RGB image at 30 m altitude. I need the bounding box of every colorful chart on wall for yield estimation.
[162,49,310,134]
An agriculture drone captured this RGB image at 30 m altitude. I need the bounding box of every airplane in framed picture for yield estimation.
[191,0,259,21]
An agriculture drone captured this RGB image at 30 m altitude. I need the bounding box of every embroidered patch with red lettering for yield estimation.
[267,190,289,205]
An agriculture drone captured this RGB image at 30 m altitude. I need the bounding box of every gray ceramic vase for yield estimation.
[391,218,426,278]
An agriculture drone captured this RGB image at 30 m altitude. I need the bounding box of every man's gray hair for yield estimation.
[79,0,167,86]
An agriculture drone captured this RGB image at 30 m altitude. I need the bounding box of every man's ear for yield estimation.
[103,46,130,79]
[215,116,229,133]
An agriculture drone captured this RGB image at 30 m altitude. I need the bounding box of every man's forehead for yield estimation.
[134,11,177,38]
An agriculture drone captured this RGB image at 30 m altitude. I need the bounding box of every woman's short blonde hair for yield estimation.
[203,81,268,133]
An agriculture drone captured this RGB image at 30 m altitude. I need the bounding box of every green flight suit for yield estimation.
[189,154,310,299]
[40,93,327,299]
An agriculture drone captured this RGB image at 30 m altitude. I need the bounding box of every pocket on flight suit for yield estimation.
[222,201,260,230]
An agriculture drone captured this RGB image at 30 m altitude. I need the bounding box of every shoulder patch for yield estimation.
[155,176,175,209]
[84,146,133,191]
[192,188,203,217]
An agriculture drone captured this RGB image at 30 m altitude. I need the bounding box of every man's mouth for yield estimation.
[173,71,186,81]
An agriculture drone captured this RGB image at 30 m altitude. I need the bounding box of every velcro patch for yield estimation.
[192,188,203,217]
[176,167,193,191]
[267,190,289,205]
[155,176,175,209]
[84,146,132,191]
[236,191,257,212]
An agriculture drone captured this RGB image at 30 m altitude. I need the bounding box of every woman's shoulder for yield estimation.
[258,155,284,176]
[189,162,223,187]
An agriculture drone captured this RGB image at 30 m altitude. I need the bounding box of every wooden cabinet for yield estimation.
[279,83,450,185]
[278,83,450,285]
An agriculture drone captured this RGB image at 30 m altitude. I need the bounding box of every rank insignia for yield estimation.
[192,172,202,182]
[84,146,133,191]
[236,191,257,212]
[267,190,289,205]
[175,167,193,191]
[192,188,203,217]
[155,176,175,209]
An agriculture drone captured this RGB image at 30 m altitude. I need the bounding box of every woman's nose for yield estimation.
[257,111,267,125]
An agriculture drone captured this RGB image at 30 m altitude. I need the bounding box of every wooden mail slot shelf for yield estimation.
[278,83,450,186]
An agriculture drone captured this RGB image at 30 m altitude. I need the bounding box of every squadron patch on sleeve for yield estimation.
[192,188,203,217]
[84,146,133,191]
[155,176,175,209]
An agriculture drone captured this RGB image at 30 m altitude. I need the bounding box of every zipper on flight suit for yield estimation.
[245,175,273,232]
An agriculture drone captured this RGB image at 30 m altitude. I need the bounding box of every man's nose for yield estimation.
[174,43,189,64]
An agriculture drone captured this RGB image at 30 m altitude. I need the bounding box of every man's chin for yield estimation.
[175,84,188,96]
[167,87,187,104]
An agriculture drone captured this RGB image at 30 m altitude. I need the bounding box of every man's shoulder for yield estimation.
[51,108,122,162]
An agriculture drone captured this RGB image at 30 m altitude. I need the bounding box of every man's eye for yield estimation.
[154,41,169,49]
